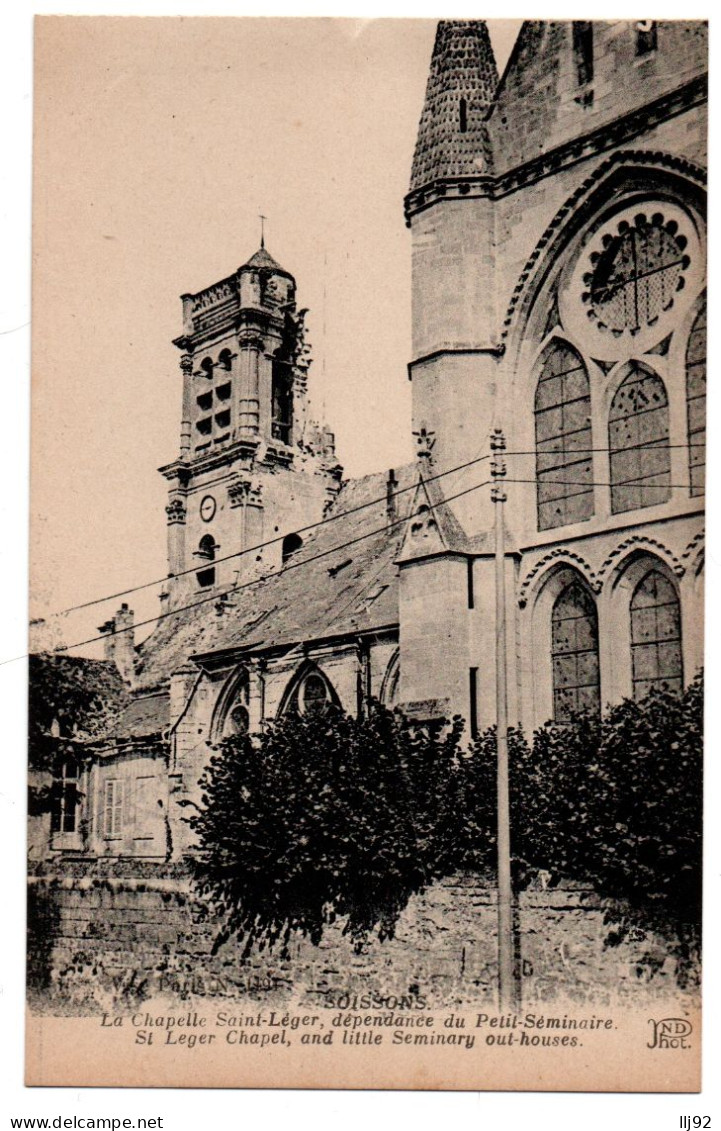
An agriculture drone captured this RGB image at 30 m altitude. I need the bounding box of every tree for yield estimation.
[189,703,472,957]
[28,653,130,817]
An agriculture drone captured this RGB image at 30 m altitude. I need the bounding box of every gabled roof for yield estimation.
[134,464,418,685]
[410,20,498,193]
[397,470,471,563]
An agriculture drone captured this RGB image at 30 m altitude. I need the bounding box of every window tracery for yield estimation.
[608,365,670,513]
[685,299,706,497]
[551,581,600,721]
[582,213,689,336]
[630,569,683,699]
[534,343,593,530]
[283,667,337,717]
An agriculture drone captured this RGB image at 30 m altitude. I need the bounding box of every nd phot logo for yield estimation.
[647,1017,693,1049]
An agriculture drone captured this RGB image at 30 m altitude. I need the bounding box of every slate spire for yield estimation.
[410,20,499,194]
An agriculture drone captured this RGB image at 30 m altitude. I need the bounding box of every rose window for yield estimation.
[582,212,689,336]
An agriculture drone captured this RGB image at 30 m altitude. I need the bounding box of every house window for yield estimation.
[635,20,657,56]
[630,570,683,699]
[686,300,706,497]
[104,779,124,839]
[572,21,594,86]
[50,757,81,835]
[551,582,600,721]
[609,365,670,513]
[271,361,293,444]
[534,343,593,530]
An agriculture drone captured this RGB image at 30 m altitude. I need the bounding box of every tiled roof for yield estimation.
[99,691,171,743]
[410,20,498,193]
[134,463,418,685]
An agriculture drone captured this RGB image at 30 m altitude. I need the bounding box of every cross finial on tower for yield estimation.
[259,212,267,248]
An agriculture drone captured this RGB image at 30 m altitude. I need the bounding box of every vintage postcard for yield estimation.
[27,18,706,1090]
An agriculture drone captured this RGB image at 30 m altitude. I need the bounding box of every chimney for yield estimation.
[98,618,116,663]
[386,468,398,526]
[98,604,137,685]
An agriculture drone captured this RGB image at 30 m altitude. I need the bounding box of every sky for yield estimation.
[30,17,521,653]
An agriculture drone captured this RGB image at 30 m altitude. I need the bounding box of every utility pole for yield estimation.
[490,427,515,1012]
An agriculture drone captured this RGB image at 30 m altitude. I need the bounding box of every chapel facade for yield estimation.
[33,20,707,865]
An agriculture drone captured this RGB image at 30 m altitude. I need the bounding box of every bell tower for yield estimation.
[159,245,342,605]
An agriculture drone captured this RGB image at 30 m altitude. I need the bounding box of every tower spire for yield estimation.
[409,20,498,195]
[259,212,267,249]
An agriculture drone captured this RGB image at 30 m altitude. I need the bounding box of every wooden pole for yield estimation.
[491,427,515,1012]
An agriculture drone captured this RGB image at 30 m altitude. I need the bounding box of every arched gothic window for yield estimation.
[630,570,683,700]
[224,689,249,737]
[608,365,670,514]
[212,671,251,742]
[381,651,400,709]
[686,300,706,497]
[534,343,593,530]
[283,667,338,717]
[551,581,600,721]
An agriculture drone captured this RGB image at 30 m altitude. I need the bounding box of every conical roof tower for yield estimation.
[409,20,498,194]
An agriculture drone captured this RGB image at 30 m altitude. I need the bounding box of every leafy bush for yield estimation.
[190,703,474,957]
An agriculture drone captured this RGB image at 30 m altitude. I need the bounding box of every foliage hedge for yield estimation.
[190,674,702,980]
[190,707,470,957]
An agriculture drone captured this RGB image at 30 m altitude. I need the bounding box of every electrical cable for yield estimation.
[33,473,493,660]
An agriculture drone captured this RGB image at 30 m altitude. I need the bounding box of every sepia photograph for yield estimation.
[24,15,706,1092]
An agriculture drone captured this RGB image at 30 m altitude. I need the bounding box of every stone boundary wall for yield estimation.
[27,865,686,1012]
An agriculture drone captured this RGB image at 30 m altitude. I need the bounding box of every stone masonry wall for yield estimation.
[28,866,688,1013]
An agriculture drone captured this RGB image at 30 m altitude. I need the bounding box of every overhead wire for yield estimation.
[37,441,705,620]
[34,472,493,660]
[41,450,492,618]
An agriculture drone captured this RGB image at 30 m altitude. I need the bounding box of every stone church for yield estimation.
[34,20,706,865]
